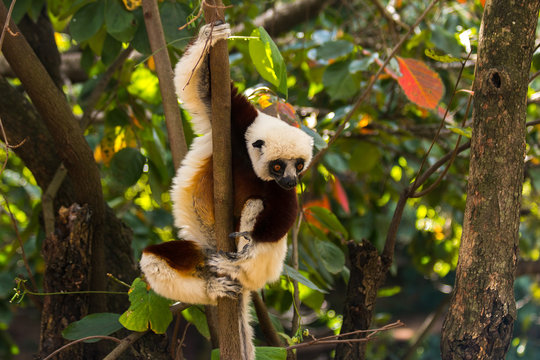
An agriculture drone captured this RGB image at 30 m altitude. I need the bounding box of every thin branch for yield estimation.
[142,0,187,168]
[369,0,410,31]
[174,322,191,360]
[43,335,122,360]
[102,331,147,360]
[290,215,302,339]
[286,320,403,351]
[252,292,283,347]
[305,0,441,174]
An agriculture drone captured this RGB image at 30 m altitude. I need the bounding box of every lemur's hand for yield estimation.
[206,274,242,300]
[198,21,231,46]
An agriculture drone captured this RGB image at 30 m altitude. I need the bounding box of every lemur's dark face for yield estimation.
[268,158,305,190]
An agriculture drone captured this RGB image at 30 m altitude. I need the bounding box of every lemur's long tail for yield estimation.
[239,290,255,360]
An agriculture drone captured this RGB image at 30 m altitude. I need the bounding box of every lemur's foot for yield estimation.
[227,231,253,259]
[207,275,242,300]
[207,254,241,278]
[199,22,230,45]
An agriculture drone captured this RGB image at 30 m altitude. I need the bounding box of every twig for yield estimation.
[252,292,283,347]
[0,0,16,50]
[43,335,122,360]
[103,331,147,360]
[174,322,191,360]
[305,0,441,173]
[286,320,403,351]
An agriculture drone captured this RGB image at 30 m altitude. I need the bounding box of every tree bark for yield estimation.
[441,1,540,359]
[334,240,385,360]
[40,204,92,359]
[203,1,243,359]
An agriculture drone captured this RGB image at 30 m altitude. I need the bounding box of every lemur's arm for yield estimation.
[173,23,230,135]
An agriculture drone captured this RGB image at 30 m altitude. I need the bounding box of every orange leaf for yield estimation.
[332,178,350,214]
[397,57,444,110]
[303,196,330,232]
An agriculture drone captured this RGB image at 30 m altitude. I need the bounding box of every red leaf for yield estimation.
[397,57,444,110]
[303,196,331,232]
[332,178,350,214]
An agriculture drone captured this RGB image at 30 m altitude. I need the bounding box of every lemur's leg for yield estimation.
[207,199,264,278]
[173,22,230,135]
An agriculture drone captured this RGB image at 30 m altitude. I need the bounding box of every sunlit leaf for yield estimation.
[119,278,172,334]
[182,307,210,339]
[447,125,472,138]
[282,264,327,293]
[425,48,461,63]
[249,27,288,97]
[62,313,123,343]
[397,57,444,110]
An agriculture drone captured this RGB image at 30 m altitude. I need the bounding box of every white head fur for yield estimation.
[245,111,314,182]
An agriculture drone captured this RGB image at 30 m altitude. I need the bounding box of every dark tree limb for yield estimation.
[0,1,107,310]
[441,1,540,359]
[141,0,188,168]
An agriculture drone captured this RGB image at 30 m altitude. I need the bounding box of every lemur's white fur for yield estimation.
[246,112,313,181]
[140,23,314,360]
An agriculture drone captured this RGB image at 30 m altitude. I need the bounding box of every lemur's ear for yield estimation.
[252,140,265,148]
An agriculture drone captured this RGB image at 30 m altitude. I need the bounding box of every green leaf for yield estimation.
[182,307,210,339]
[316,40,354,61]
[377,286,402,298]
[424,48,461,63]
[4,0,31,24]
[110,148,146,187]
[300,125,327,151]
[314,239,346,274]
[249,27,288,97]
[127,66,161,104]
[70,1,105,43]
[282,264,327,293]
[106,108,130,127]
[105,0,138,42]
[160,1,192,49]
[211,346,287,360]
[119,278,173,334]
[131,8,151,54]
[102,33,122,66]
[447,125,472,138]
[308,206,348,239]
[322,60,359,101]
[62,313,123,343]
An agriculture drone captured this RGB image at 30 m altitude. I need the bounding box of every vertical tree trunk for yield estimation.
[334,241,385,360]
[40,204,91,360]
[441,1,540,359]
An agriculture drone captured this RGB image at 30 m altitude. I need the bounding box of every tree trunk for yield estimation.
[334,240,385,360]
[40,204,92,359]
[441,1,540,359]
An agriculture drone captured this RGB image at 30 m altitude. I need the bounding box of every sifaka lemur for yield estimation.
[140,22,314,359]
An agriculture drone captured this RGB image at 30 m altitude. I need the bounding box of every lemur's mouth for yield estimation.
[275,176,297,190]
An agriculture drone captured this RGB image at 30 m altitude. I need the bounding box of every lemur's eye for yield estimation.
[273,164,282,172]
[296,163,304,171]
